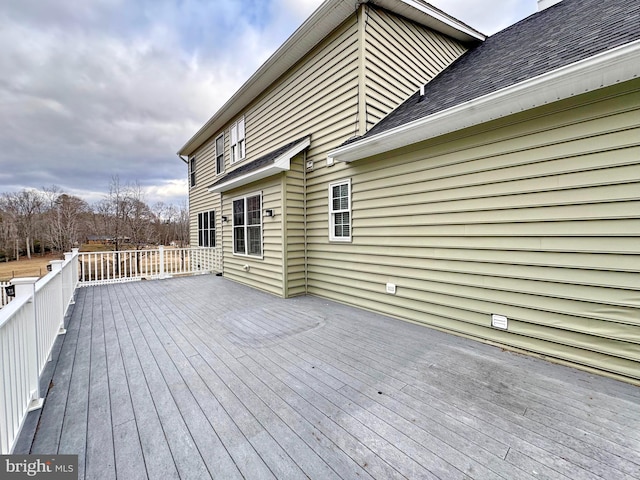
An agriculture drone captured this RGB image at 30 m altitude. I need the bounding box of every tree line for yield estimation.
[0,177,189,262]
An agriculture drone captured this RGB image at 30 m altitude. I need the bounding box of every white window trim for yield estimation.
[230,116,246,164]
[215,133,225,175]
[328,178,352,242]
[197,210,216,247]
[232,190,263,258]
[189,157,196,188]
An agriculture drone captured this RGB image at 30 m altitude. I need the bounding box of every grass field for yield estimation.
[0,254,63,282]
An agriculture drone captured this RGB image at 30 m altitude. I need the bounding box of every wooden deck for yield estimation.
[17,275,640,479]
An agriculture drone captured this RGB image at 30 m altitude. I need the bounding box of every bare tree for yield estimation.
[103,175,131,253]
[42,188,90,253]
[175,201,190,247]
[0,206,17,261]
[126,182,154,250]
[99,176,133,274]
[0,189,44,260]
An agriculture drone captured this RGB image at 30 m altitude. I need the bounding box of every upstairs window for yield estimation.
[189,157,196,188]
[215,134,224,175]
[230,117,245,163]
[198,211,216,247]
[233,193,262,256]
[329,179,351,242]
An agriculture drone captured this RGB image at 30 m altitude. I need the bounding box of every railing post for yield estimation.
[64,251,77,304]
[50,260,67,335]
[158,246,166,279]
[10,277,43,411]
[71,248,80,290]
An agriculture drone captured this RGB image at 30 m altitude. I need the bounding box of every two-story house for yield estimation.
[179,0,640,383]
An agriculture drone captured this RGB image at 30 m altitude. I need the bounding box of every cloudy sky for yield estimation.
[0,0,535,206]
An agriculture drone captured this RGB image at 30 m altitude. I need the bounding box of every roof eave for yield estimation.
[328,39,640,163]
[178,0,485,158]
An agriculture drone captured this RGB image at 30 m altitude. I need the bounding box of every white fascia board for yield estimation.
[328,39,640,163]
[209,137,311,193]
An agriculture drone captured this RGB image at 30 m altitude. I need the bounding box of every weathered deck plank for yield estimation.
[19,275,640,480]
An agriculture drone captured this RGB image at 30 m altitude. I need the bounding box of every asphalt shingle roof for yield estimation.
[362,0,640,139]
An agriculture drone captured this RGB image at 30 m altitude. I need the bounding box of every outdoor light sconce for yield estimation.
[221,216,228,223]
[5,284,15,298]
[264,209,274,217]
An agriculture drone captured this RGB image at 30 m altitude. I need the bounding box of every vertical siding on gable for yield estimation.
[307,80,640,381]
[221,177,283,296]
[363,6,467,130]
[285,153,307,297]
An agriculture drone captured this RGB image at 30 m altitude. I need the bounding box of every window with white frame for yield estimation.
[233,193,262,256]
[329,179,351,242]
[198,211,215,247]
[230,117,245,163]
[189,157,196,188]
[215,134,224,175]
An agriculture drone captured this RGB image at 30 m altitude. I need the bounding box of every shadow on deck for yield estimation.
[16,275,640,479]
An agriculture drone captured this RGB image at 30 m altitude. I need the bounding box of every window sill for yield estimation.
[232,253,264,260]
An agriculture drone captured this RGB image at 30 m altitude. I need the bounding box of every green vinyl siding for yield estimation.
[188,5,469,295]
[363,6,467,130]
[246,18,360,162]
[189,137,222,249]
[222,177,282,296]
[306,79,640,381]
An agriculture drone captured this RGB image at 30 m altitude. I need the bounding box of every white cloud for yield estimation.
[273,0,323,20]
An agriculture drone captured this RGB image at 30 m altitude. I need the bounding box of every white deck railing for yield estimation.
[0,246,219,453]
[78,246,221,287]
[0,249,79,454]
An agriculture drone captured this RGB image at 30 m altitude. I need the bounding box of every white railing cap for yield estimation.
[10,277,39,286]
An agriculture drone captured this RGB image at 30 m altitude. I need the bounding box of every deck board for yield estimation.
[18,275,640,480]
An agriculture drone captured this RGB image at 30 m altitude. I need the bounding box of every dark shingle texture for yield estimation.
[209,136,309,189]
[363,0,640,138]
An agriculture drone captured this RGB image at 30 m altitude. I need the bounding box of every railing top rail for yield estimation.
[35,269,60,293]
[77,249,163,255]
[77,247,213,254]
